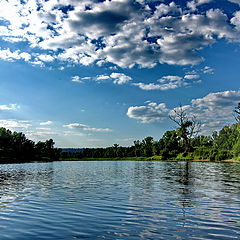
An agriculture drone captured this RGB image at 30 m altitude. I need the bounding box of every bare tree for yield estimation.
[234,103,240,122]
[169,105,201,153]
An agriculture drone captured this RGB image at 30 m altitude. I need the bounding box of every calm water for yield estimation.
[0,161,239,240]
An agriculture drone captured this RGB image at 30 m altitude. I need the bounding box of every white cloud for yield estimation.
[0,104,20,111]
[133,74,199,91]
[191,66,214,75]
[0,1,239,68]
[127,102,170,123]
[96,75,111,81]
[83,127,113,132]
[37,54,55,62]
[73,72,132,85]
[133,82,181,91]
[0,49,31,62]
[127,90,240,133]
[63,123,89,129]
[158,76,182,82]
[231,11,240,30]
[184,74,200,79]
[110,72,132,85]
[71,76,83,83]
[0,119,31,130]
[39,121,54,126]
[63,122,112,132]
[228,0,240,6]
[187,0,213,11]
[2,37,24,43]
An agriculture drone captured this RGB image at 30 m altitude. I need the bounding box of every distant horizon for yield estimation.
[0,0,240,148]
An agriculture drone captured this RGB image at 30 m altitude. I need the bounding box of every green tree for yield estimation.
[133,140,142,157]
[159,130,181,158]
[141,137,153,157]
[213,125,239,150]
[191,135,213,147]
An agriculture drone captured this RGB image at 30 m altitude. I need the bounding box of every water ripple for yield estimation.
[0,161,239,240]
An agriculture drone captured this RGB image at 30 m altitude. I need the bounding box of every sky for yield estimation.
[0,0,240,148]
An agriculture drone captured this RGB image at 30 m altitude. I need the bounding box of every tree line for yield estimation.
[0,128,61,163]
[0,103,239,163]
[61,103,240,161]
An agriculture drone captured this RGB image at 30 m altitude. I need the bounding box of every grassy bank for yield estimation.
[60,156,240,162]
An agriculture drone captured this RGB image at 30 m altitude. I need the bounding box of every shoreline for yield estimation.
[59,157,240,163]
[0,157,239,165]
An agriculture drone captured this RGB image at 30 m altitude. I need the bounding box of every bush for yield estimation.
[176,153,194,160]
[233,138,240,157]
[193,147,212,159]
[211,150,233,161]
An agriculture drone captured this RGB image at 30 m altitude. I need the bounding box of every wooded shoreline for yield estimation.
[1,103,240,164]
[59,157,240,162]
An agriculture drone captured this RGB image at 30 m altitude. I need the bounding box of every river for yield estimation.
[0,161,239,239]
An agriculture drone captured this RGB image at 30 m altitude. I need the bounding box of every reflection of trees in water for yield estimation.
[178,162,192,228]
[175,162,240,227]
[0,163,54,203]
[133,161,155,191]
[218,163,240,182]
[157,161,195,228]
[202,163,240,203]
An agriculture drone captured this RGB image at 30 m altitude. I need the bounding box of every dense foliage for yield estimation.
[61,122,240,161]
[1,103,240,162]
[0,127,61,163]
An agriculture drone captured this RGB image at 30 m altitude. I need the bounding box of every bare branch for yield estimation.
[169,105,201,152]
[234,103,240,122]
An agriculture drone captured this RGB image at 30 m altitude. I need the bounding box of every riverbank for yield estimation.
[59,156,240,162]
[1,156,239,165]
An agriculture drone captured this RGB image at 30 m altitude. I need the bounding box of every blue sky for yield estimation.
[0,0,240,147]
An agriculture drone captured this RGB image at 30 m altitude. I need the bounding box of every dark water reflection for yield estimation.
[0,161,239,240]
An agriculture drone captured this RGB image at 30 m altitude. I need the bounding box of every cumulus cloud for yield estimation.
[37,54,55,62]
[228,0,240,6]
[0,0,239,68]
[231,11,240,30]
[63,123,89,129]
[39,121,54,126]
[71,76,84,83]
[83,127,113,132]
[71,72,199,89]
[66,0,138,38]
[184,74,200,79]
[96,75,111,81]
[110,72,132,84]
[187,0,213,11]
[189,90,240,133]
[63,122,112,132]
[0,49,31,62]
[133,74,200,91]
[72,72,132,85]
[0,104,20,111]
[127,102,170,123]
[127,90,240,133]
[0,119,31,130]
[132,82,181,91]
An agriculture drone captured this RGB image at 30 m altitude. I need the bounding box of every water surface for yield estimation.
[0,161,239,239]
